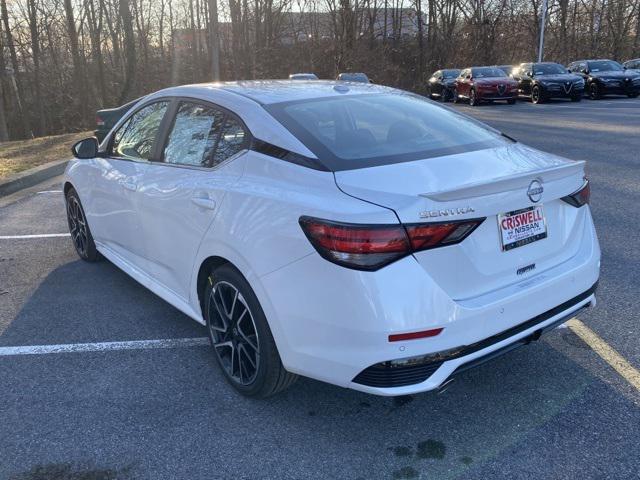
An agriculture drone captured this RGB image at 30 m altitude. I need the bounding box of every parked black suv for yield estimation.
[567,59,640,99]
[512,62,584,103]
[427,69,461,102]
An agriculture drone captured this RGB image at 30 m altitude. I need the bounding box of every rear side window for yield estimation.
[163,102,225,167]
[266,93,507,171]
[163,101,249,168]
[111,101,169,160]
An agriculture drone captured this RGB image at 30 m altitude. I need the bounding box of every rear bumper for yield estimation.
[257,207,600,396]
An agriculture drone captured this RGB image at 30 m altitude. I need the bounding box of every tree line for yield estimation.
[0,0,639,141]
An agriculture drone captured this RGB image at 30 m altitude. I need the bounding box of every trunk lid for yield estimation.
[334,143,587,300]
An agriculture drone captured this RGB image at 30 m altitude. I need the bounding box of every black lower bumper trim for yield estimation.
[352,282,598,388]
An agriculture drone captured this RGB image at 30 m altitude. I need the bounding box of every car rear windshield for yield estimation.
[265,93,508,171]
[443,70,460,79]
[534,64,567,75]
[472,67,507,78]
[588,61,623,72]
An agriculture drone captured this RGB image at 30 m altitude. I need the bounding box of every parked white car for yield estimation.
[65,81,600,397]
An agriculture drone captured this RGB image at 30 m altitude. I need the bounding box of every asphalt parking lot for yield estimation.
[1,97,639,480]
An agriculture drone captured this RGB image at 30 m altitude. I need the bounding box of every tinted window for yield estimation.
[472,67,507,78]
[213,116,248,167]
[112,101,169,160]
[163,102,225,167]
[534,64,567,75]
[442,70,460,79]
[588,60,622,72]
[267,93,507,170]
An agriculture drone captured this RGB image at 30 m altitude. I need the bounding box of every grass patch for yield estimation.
[0,131,92,179]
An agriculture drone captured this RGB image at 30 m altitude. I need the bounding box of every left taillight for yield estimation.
[299,216,484,271]
[561,180,590,208]
[96,115,105,127]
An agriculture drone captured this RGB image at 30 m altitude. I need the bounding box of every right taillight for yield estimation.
[562,180,590,207]
[299,216,484,271]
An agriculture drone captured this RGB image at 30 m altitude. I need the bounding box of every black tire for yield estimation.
[507,98,516,105]
[441,89,449,102]
[531,85,544,104]
[204,264,298,398]
[469,89,479,106]
[589,82,601,100]
[453,90,460,103]
[571,95,582,102]
[628,93,639,98]
[65,188,100,262]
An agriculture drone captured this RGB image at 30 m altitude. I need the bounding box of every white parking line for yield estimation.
[36,190,63,194]
[0,233,71,239]
[0,337,210,357]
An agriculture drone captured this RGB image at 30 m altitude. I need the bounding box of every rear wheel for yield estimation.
[589,82,601,100]
[469,89,479,106]
[65,188,100,262]
[204,264,297,397]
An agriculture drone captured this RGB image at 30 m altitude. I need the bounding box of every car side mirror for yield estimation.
[580,69,588,74]
[72,137,99,159]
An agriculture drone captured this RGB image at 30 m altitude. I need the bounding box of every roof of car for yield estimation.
[202,80,395,105]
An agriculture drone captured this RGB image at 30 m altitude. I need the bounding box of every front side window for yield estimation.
[266,93,507,171]
[111,101,169,160]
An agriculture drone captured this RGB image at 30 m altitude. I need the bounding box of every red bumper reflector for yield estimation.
[389,328,444,342]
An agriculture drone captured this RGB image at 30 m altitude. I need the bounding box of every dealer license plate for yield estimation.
[498,206,547,251]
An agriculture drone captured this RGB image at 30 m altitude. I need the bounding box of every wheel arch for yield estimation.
[196,255,232,315]
[63,181,75,196]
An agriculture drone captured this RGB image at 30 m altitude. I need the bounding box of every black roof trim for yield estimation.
[251,139,330,171]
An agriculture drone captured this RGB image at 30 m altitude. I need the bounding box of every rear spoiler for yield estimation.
[420,161,585,202]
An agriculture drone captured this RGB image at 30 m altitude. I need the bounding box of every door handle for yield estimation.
[120,179,138,191]
[191,196,216,210]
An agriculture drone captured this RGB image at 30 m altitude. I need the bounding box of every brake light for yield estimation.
[96,115,105,127]
[561,180,590,207]
[299,216,484,271]
[389,328,443,342]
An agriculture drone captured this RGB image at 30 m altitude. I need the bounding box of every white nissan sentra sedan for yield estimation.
[64,81,600,397]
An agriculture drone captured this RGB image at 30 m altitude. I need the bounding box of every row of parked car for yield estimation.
[427,58,640,106]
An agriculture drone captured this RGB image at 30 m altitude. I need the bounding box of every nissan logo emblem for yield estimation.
[527,179,544,203]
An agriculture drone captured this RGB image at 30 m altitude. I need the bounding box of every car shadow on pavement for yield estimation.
[3,257,640,479]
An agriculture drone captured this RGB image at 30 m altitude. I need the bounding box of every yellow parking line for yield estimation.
[566,318,640,391]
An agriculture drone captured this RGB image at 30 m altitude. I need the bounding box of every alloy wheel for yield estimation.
[67,196,88,257]
[589,83,599,100]
[207,280,260,386]
[532,87,540,104]
[470,90,477,106]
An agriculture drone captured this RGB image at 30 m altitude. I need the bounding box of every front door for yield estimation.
[90,100,170,268]
[136,99,249,300]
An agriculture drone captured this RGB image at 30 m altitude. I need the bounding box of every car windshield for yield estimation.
[266,93,507,171]
[473,67,507,78]
[588,61,623,72]
[443,70,460,79]
[534,64,567,75]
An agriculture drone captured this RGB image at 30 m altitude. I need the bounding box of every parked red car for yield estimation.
[454,67,518,106]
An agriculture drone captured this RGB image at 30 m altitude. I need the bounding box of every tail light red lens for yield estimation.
[299,216,484,271]
[96,116,105,127]
[561,180,590,208]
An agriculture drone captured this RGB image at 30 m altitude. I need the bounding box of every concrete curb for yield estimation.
[0,159,68,198]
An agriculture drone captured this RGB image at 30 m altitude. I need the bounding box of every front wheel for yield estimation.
[589,83,601,100]
[204,264,298,397]
[507,98,516,105]
[531,85,544,104]
[571,95,582,102]
[65,188,100,262]
[469,89,479,106]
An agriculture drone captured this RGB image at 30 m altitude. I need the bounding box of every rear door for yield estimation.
[135,98,249,300]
